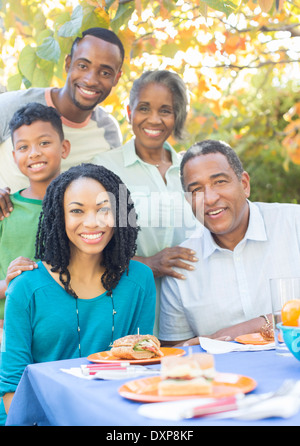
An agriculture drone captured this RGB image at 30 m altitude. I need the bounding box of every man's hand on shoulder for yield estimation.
[0,187,13,220]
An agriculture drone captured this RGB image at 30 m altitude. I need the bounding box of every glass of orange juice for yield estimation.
[270,277,300,356]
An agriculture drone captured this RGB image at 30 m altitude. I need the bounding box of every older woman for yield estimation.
[94,70,199,335]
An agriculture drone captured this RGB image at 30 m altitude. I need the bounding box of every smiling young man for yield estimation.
[52,31,123,122]
[159,139,300,345]
[0,27,124,198]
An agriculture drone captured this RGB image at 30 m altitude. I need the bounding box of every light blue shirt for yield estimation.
[94,138,198,256]
[159,201,300,340]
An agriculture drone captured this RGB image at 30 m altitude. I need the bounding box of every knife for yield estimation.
[182,394,245,418]
[181,380,298,419]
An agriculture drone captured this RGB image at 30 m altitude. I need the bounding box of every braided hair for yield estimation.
[35,163,139,297]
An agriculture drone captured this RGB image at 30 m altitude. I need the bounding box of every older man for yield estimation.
[159,139,300,345]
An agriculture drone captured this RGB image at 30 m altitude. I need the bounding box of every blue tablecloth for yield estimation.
[5,346,300,426]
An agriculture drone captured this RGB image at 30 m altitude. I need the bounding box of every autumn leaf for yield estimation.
[276,0,284,11]
[223,33,246,54]
[282,119,300,164]
[283,103,300,122]
[94,7,110,27]
[221,95,239,109]
[209,99,222,116]
[246,0,260,11]
[175,27,198,52]
[258,0,274,13]
[117,28,136,62]
[135,0,142,17]
[196,78,210,95]
[206,41,218,55]
[84,0,105,7]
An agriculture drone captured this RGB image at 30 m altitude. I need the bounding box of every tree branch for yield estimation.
[211,58,299,70]
[217,15,300,37]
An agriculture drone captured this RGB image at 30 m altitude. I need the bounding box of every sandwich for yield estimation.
[158,353,216,396]
[110,334,164,360]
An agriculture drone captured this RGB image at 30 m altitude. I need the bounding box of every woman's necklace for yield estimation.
[75,290,116,357]
[138,148,170,168]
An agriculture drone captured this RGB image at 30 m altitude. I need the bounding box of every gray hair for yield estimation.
[180,139,244,190]
[129,70,189,140]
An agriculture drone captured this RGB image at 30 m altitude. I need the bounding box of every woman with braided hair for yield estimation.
[35,163,140,296]
[0,163,155,416]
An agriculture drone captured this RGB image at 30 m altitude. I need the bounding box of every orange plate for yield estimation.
[234,333,273,345]
[87,347,185,365]
[118,373,257,403]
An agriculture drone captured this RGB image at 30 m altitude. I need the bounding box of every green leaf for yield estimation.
[32,67,50,88]
[53,11,72,28]
[37,58,55,84]
[7,73,22,91]
[32,10,47,34]
[82,9,109,30]
[58,5,83,37]
[110,2,135,33]
[18,45,36,82]
[36,37,61,63]
[161,43,179,58]
[36,29,53,46]
[105,0,116,10]
[162,0,176,12]
[22,77,32,89]
[202,0,238,16]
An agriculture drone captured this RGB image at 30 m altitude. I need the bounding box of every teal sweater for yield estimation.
[0,260,155,399]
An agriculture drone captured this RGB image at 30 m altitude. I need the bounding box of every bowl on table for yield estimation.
[277,323,300,361]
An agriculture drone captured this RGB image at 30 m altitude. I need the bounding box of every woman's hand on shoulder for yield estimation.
[136,247,198,279]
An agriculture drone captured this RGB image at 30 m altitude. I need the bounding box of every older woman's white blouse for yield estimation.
[94,137,199,335]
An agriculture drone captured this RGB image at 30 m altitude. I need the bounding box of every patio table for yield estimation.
[5,345,300,426]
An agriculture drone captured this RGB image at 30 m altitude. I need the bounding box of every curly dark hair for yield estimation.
[35,163,139,297]
[9,102,64,142]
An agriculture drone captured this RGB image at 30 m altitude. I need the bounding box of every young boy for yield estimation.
[0,102,70,332]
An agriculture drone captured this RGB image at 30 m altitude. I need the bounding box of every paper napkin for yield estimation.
[60,367,159,380]
[138,394,300,421]
[199,337,275,354]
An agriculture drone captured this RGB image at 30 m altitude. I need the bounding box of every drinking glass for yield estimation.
[270,277,300,356]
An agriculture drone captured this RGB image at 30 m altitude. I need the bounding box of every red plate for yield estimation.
[118,373,257,402]
[87,347,185,365]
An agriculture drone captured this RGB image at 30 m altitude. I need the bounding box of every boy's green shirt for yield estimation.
[0,190,42,319]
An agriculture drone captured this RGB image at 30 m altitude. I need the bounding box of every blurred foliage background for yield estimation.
[0,0,300,202]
